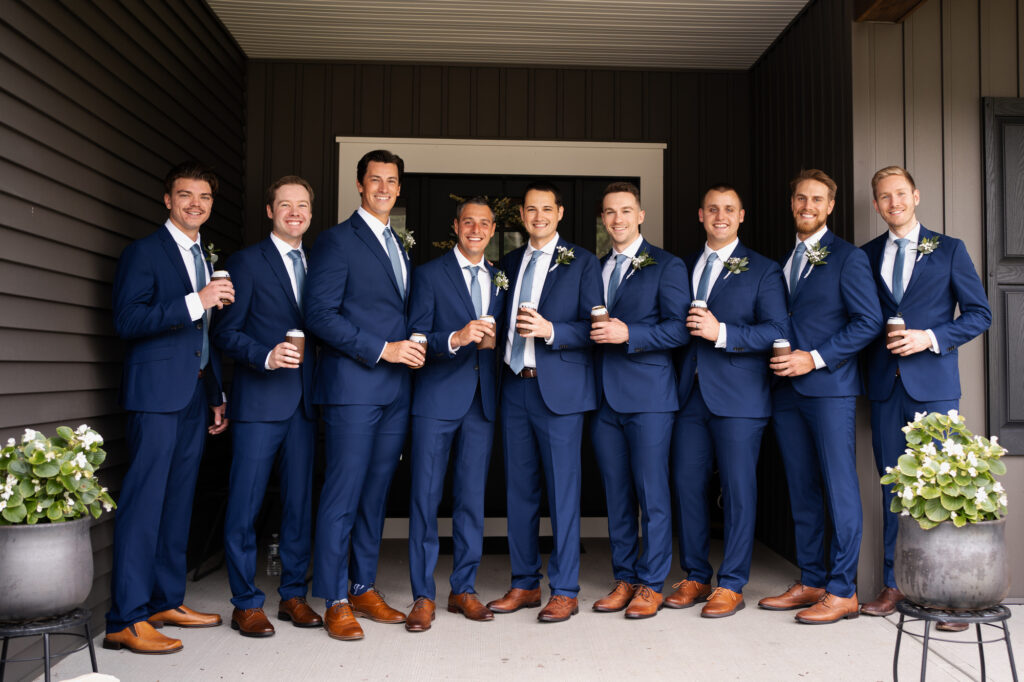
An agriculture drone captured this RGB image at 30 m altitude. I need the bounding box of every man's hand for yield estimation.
[771,350,816,377]
[516,308,554,340]
[887,328,932,356]
[590,318,629,344]
[451,320,496,349]
[382,340,426,368]
[268,342,301,369]
[198,279,235,310]
[208,403,229,435]
[686,307,721,342]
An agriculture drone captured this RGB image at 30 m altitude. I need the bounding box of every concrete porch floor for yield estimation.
[42,539,1021,681]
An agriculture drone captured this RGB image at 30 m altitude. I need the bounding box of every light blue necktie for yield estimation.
[606,253,629,306]
[510,251,543,374]
[695,252,718,301]
[466,265,483,317]
[383,228,405,299]
[190,244,209,370]
[288,249,305,310]
[789,242,807,295]
[893,238,909,304]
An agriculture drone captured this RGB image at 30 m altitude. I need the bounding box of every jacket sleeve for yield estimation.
[931,239,992,354]
[626,256,691,353]
[817,248,884,369]
[723,262,791,354]
[112,241,192,340]
[210,252,273,372]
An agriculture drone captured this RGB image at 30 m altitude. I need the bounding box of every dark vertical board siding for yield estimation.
[503,68,530,138]
[417,65,445,137]
[388,65,415,136]
[475,67,501,138]
[589,70,616,139]
[357,64,386,135]
[446,66,473,137]
[561,69,587,139]
[0,1,244,677]
[531,68,559,139]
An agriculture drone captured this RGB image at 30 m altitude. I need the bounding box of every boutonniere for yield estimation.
[803,241,829,278]
[204,242,220,265]
[550,245,575,271]
[395,228,416,253]
[723,256,749,278]
[915,236,940,262]
[492,270,509,291]
[630,251,657,272]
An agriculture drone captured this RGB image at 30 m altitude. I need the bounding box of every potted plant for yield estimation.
[881,410,1009,609]
[0,425,116,621]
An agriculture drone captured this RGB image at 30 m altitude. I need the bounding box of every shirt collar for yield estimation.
[796,225,829,248]
[887,221,921,246]
[526,232,560,257]
[612,235,644,260]
[453,246,485,270]
[165,219,201,252]
[357,206,390,236]
[703,238,739,262]
[270,231,303,257]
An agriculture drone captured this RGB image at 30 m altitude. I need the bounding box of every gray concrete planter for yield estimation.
[895,514,1010,610]
[0,516,94,622]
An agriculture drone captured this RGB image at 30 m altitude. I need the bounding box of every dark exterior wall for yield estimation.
[0,0,244,676]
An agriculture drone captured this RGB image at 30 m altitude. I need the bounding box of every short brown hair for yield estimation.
[455,196,493,221]
[790,169,837,202]
[164,161,218,196]
[602,181,642,207]
[266,175,315,207]
[357,149,404,185]
[870,166,917,198]
[701,183,743,209]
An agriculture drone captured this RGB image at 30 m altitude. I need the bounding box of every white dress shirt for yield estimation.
[265,232,306,369]
[601,235,644,301]
[783,225,829,370]
[165,220,207,322]
[691,238,739,348]
[504,235,559,369]
[358,206,408,288]
[448,247,492,354]
[881,222,939,353]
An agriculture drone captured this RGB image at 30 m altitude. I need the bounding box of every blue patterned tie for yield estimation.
[893,238,909,303]
[288,249,305,310]
[695,252,718,301]
[190,244,209,369]
[510,251,543,374]
[383,228,405,299]
[466,265,483,317]
[606,253,629,306]
[789,242,807,295]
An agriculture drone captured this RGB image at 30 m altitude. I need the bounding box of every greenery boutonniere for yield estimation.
[492,270,509,291]
[915,236,940,262]
[395,228,416,253]
[805,241,829,269]
[723,256,749,278]
[204,242,220,265]
[552,245,575,269]
[630,251,657,272]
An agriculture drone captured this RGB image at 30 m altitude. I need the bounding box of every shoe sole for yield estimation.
[351,609,406,624]
[795,611,859,624]
[701,601,746,619]
[148,620,222,629]
[102,639,183,654]
[624,603,665,620]
[278,612,324,628]
[447,606,494,621]
[406,613,435,632]
[230,621,275,637]
[859,607,896,617]
[538,607,579,623]
[757,602,819,611]
[592,602,630,612]
[326,630,364,641]
[663,595,711,610]
[487,601,541,614]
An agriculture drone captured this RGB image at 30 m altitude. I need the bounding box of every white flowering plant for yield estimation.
[880,411,1007,530]
[0,425,116,525]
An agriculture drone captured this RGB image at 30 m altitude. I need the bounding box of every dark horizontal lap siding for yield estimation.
[0,0,244,677]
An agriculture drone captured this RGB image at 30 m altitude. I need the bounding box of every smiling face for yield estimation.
[164,178,213,238]
[601,191,645,250]
[357,161,401,223]
[791,179,835,239]
[453,202,495,263]
[873,174,920,235]
[520,189,564,249]
[699,189,744,249]
[266,183,312,248]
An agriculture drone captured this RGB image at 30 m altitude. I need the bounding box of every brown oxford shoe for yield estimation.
[701,587,745,618]
[937,621,970,632]
[348,588,406,624]
[325,602,364,641]
[102,622,183,654]
[231,607,274,637]
[538,595,579,623]
[860,587,905,617]
[758,582,827,611]
[447,592,494,621]
[664,579,713,609]
[278,597,323,628]
[406,597,436,632]
[148,604,222,628]
[592,580,635,613]
[624,585,663,619]
[795,592,860,624]
[487,587,542,614]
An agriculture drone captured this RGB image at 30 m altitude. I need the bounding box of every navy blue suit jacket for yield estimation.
[304,211,412,406]
[211,237,316,421]
[498,237,603,415]
[112,225,223,412]
[678,242,790,418]
[596,240,689,414]
[861,226,991,402]
[782,230,883,398]
[407,249,507,422]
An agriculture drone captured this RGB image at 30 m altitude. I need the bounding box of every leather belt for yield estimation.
[517,368,538,379]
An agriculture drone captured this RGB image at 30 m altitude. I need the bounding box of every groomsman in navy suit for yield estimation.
[404,197,508,632]
[304,150,425,641]
[858,166,991,618]
[668,185,789,618]
[211,176,323,637]
[759,169,882,624]
[487,181,603,623]
[588,182,688,619]
[105,162,234,654]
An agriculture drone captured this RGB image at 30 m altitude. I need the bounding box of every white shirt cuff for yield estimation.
[544,330,555,345]
[376,342,386,364]
[186,292,205,321]
[926,329,940,354]
[811,350,826,370]
[447,332,459,355]
[264,350,273,370]
[715,323,727,349]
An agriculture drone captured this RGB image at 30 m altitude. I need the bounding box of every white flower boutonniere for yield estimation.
[915,236,940,262]
[396,229,416,253]
[492,270,509,291]
[204,242,220,265]
[803,241,829,278]
[630,251,657,272]
[550,245,575,271]
[723,256,749,278]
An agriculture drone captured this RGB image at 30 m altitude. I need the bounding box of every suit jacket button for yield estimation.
[195,322,203,330]
[788,311,793,317]
[194,351,201,357]
[474,365,479,371]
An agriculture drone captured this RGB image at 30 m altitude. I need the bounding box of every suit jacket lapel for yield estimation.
[791,231,833,302]
[260,238,300,314]
[158,227,196,294]
[707,242,743,307]
[485,262,502,315]
[444,250,478,320]
[351,212,403,299]
[903,225,935,299]
[866,236,896,305]
[538,238,565,308]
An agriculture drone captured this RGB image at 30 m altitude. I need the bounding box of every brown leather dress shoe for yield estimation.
[448,592,494,621]
[795,592,859,624]
[325,602,364,640]
[538,595,579,623]
[348,588,406,624]
[937,621,970,632]
[758,582,827,611]
[231,607,275,637]
[592,580,635,613]
[148,605,222,628]
[625,585,663,619]
[860,587,904,616]
[664,580,713,609]
[103,622,183,654]
[278,597,323,627]
[701,587,745,618]
[406,597,436,632]
[487,587,542,614]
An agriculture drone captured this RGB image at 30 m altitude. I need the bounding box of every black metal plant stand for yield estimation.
[0,608,98,682]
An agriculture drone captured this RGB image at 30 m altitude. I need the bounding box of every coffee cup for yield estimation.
[477,315,496,350]
[772,339,791,357]
[886,316,906,335]
[285,329,305,365]
[211,270,232,304]
[690,299,708,311]
[409,333,427,368]
[517,301,537,336]
[591,305,610,323]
